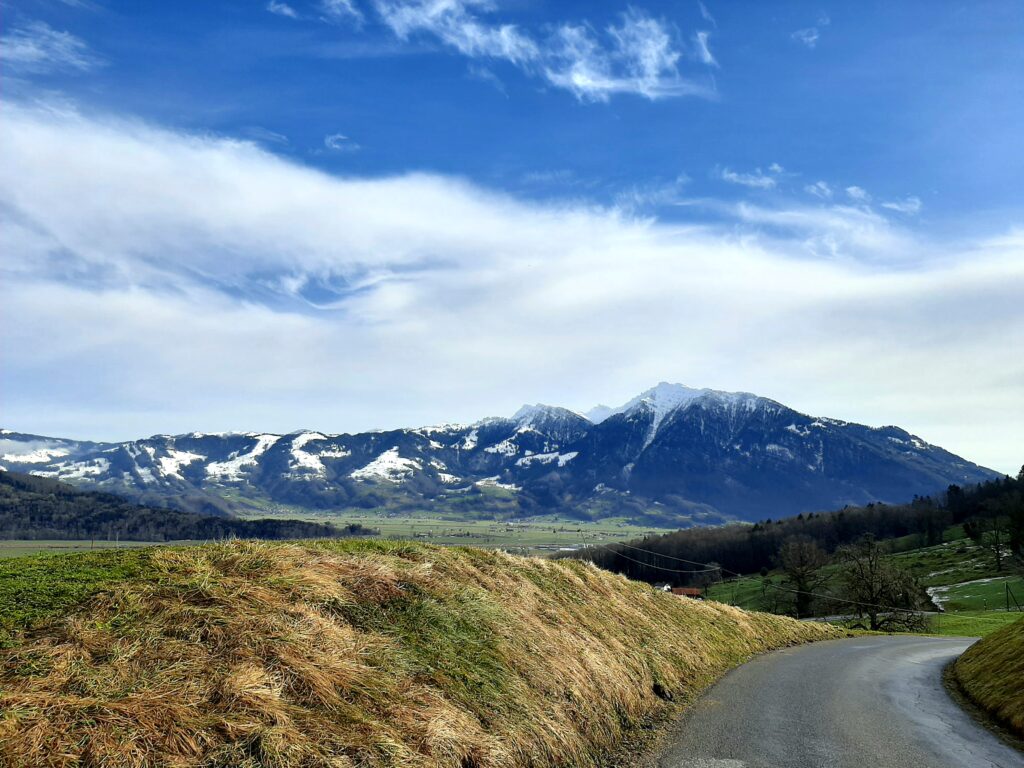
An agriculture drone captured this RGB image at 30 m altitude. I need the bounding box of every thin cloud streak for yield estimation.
[0,21,101,73]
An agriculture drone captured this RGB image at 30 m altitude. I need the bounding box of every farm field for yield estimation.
[228,503,667,555]
[0,539,174,558]
[0,517,665,559]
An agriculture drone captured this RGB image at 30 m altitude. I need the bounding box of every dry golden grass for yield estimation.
[954,615,1024,738]
[0,540,839,767]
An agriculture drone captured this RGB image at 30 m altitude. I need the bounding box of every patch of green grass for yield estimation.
[927,575,1024,612]
[888,539,999,587]
[341,581,515,720]
[926,610,1024,637]
[0,548,157,643]
[705,575,780,610]
[0,539,167,558]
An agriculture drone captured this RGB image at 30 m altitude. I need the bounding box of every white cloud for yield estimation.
[1,101,1022,474]
[0,21,101,74]
[881,196,923,215]
[693,31,717,67]
[732,201,914,258]
[804,180,832,199]
[244,126,289,145]
[546,11,701,102]
[323,132,360,152]
[372,2,710,102]
[375,0,538,64]
[698,1,717,28]
[791,27,820,49]
[322,0,364,22]
[846,185,870,202]
[719,167,777,189]
[267,1,299,18]
[768,162,784,174]
[615,174,690,211]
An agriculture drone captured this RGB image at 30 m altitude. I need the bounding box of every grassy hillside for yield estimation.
[954,616,1024,737]
[704,528,1024,637]
[0,540,838,767]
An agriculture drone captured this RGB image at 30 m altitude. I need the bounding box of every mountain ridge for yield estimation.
[0,383,1000,526]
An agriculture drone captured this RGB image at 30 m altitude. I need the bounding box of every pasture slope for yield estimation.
[954,616,1024,738]
[0,540,838,767]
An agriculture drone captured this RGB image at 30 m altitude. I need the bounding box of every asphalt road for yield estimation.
[656,635,1024,768]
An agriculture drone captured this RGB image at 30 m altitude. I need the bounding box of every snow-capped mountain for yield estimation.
[0,384,1000,525]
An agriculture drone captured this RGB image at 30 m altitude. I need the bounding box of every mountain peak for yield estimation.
[512,403,589,427]
[588,383,704,425]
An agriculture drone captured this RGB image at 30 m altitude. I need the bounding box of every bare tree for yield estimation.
[836,535,924,631]
[777,536,830,618]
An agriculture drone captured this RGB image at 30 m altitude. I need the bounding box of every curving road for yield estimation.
[655,636,1024,768]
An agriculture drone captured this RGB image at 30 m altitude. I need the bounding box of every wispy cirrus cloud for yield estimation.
[881,196,923,215]
[267,1,299,19]
[804,180,832,199]
[322,0,365,23]
[693,30,717,66]
[323,132,360,152]
[791,27,819,49]
[791,13,830,49]
[846,185,871,202]
[374,0,539,64]
[698,1,717,28]
[718,166,779,189]
[367,1,712,102]
[0,21,101,74]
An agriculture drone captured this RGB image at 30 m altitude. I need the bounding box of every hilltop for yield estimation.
[0,383,997,527]
[0,540,838,766]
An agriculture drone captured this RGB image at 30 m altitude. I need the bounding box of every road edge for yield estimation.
[942,659,1024,755]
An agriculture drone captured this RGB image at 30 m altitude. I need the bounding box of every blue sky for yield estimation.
[1,0,1023,472]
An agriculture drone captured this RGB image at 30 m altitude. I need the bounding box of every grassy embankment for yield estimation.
[954,616,1024,738]
[0,540,838,767]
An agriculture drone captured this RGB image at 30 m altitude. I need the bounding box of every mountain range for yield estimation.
[0,383,999,527]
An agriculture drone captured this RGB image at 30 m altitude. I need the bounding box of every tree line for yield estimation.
[0,471,377,542]
[568,467,1024,589]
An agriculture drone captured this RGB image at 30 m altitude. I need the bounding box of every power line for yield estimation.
[578,533,721,575]
[577,531,1016,623]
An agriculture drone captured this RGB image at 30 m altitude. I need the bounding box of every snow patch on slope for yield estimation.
[158,449,204,479]
[36,458,111,480]
[515,451,579,467]
[289,432,328,475]
[484,437,519,456]
[475,476,520,491]
[350,447,421,483]
[0,442,71,464]
[206,434,280,480]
